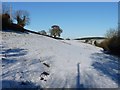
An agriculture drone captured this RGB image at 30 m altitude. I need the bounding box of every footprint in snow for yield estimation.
[40,71,50,81]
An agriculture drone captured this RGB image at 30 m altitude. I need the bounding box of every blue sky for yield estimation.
[4,2,118,38]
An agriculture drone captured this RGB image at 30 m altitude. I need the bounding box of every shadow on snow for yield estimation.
[2,48,28,58]
[76,63,84,88]
[91,52,120,86]
[2,48,28,65]
[1,80,41,89]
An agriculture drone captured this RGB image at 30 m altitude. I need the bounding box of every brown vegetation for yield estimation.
[2,13,25,32]
[2,13,11,29]
[95,36,120,55]
[108,36,120,54]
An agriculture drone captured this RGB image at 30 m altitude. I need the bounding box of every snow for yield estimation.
[1,30,120,88]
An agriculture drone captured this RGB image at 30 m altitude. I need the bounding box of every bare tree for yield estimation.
[14,10,30,27]
[105,28,118,38]
[2,4,13,23]
[2,4,10,14]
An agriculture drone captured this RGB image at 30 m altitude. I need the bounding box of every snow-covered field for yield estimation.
[1,30,120,89]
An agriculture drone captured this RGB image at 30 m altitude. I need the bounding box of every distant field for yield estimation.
[74,37,106,45]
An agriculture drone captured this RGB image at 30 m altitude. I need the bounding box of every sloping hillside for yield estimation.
[1,30,119,88]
